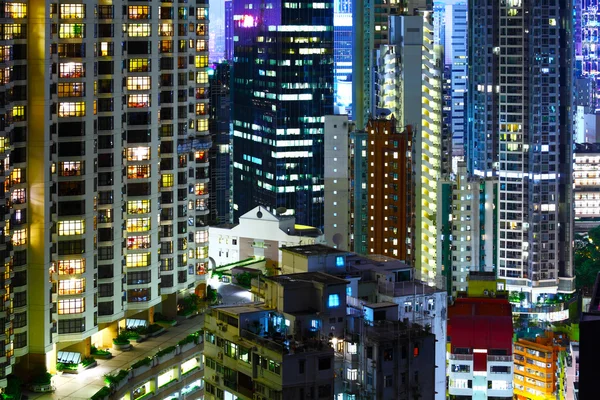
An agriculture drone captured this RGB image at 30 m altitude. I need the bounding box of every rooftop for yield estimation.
[280,244,347,256]
[268,271,349,286]
[364,301,398,309]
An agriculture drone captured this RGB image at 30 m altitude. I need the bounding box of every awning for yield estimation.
[57,351,81,364]
[126,319,148,329]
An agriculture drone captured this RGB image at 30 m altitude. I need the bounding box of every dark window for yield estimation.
[58,142,84,157]
[58,239,85,255]
[299,360,305,374]
[127,129,151,143]
[14,292,26,308]
[98,283,114,297]
[13,312,26,328]
[59,318,85,334]
[58,200,85,216]
[14,332,27,349]
[98,246,113,260]
[366,346,373,359]
[98,265,114,279]
[160,274,173,287]
[127,271,151,285]
[98,301,114,316]
[318,357,331,370]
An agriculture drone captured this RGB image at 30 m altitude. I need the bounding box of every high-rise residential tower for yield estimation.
[231,0,334,229]
[0,0,211,380]
[467,0,575,297]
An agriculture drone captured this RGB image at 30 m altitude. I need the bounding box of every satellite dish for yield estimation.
[276,207,287,215]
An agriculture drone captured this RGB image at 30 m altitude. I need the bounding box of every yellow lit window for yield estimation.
[5,3,26,18]
[194,230,208,244]
[158,23,174,36]
[12,229,26,246]
[127,235,150,250]
[161,174,174,187]
[196,118,208,132]
[128,5,150,19]
[128,94,150,108]
[58,279,85,295]
[196,39,207,51]
[0,46,10,63]
[196,7,207,19]
[195,103,206,115]
[196,71,208,84]
[128,23,151,37]
[60,4,85,18]
[0,67,10,85]
[58,82,85,98]
[126,217,150,232]
[10,168,22,184]
[194,55,208,68]
[59,161,84,176]
[58,298,85,314]
[127,165,150,179]
[128,58,149,72]
[195,246,208,259]
[12,105,25,122]
[59,62,84,78]
[57,259,85,275]
[126,253,151,267]
[196,23,206,36]
[127,200,150,214]
[195,183,206,195]
[59,23,85,39]
[2,23,24,40]
[58,220,85,236]
[127,76,151,91]
[0,137,6,153]
[58,102,86,117]
[127,147,150,161]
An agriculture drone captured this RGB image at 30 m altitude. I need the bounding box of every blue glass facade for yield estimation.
[334,0,353,114]
[231,0,334,229]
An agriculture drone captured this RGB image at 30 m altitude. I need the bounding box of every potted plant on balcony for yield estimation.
[91,346,112,360]
[178,333,199,353]
[155,345,177,364]
[104,369,131,392]
[147,323,165,337]
[90,386,111,400]
[131,357,153,377]
[112,332,132,351]
[153,312,177,327]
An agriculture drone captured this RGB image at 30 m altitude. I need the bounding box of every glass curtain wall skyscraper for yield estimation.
[467,0,575,297]
[231,0,334,229]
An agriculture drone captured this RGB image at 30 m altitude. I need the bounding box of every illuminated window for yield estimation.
[194,230,208,243]
[58,102,86,117]
[127,76,151,90]
[58,220,85,236]
[328,294,340,308]
[196,118,208,132]
[12,188,25,204]
[10,168,22,184]
[195,103,206,115]
[57,259,85,275]
[59,62,84,78]
[127,235,150,250]
[196,7,207,19]
[196,23,206,36]
[161,174,174,187]
[128,94,150,108]
[58,279,85,295]
[128,23,151,37]
[128,58,149,72]
[347,368,358,381]
[127,217,150,232]
[12,229,26,246]
[127,200,150,214]
[336,256,344,267]
[0,67,11,85]
[194,55,208,68]
[2,23,24,40]
[158,23,173,36]
[59,23,85,38]
[126,253,151,267]
[12,105,25,122]
[58,298,85,314]
[128,5,150,19]
[195,71,208,84]
[195,39,207,51]
[195,246,208,259]
[347,343,357,354]
[60,4,85,18]
[5,3,26,18]
[127,164,150,179]
[194,183,206,195]
[127,147,150,161]
[58,83,85,98]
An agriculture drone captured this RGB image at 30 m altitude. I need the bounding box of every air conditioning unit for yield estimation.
[220,324,228,332]
[218,352,223,360]
[213,375,220,383]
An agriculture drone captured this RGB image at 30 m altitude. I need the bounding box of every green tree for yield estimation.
[574,226,600,290]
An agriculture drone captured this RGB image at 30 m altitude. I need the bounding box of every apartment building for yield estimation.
[573,143,600,232]
[0,0,210,380]
[280,244,447,400]
[341,303,436,399]
[203,271,349,400]
[447,292,513,399]
[513,331,565,399]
